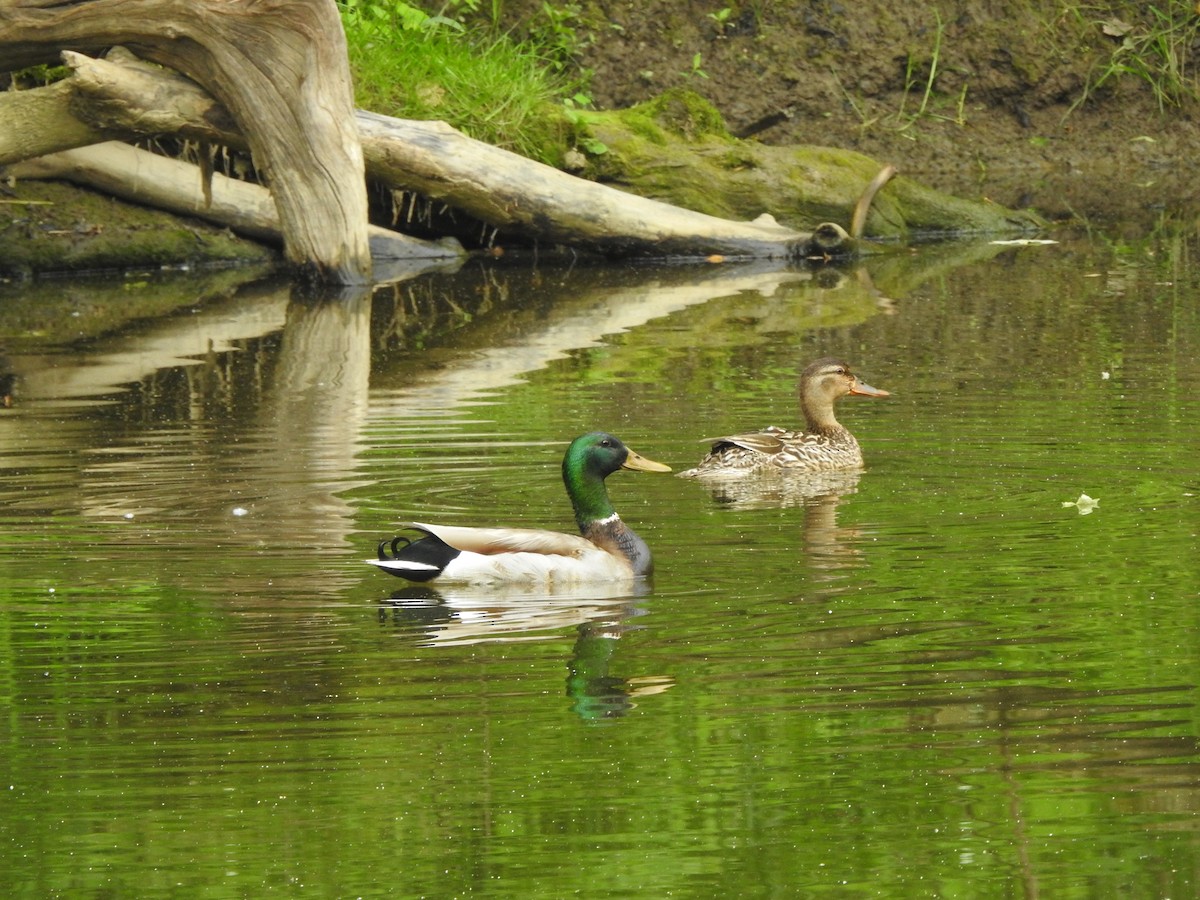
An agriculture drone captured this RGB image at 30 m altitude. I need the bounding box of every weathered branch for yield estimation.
[355,111,832,259]
[0,0,371,283]
[10,141,463,261]
[0,78,114,162]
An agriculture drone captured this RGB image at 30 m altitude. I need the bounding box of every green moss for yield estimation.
[717,149,759,171]
[629,88,731,139]
[570,101,1039,236]
[0,181,274,278]
[616,112,670,146]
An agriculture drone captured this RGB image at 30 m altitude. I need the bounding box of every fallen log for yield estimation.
[356,111,833,259]
[15,50,850,260]
[11,142,464,261]
[0,77,115,163]
[0,0,371,283]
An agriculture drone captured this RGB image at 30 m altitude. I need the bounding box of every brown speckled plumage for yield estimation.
[679,358,889,477]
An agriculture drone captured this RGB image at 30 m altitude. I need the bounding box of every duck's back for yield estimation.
[681,426,864,476]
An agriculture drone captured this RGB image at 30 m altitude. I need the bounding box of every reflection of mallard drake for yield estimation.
[680,358,889,477]
[369,432,671,584]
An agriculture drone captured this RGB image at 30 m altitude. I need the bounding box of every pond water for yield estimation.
[2,225,1199,897]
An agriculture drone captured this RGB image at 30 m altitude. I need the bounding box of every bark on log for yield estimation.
[355,111,830,259]
[11,50,844,260]
[0,0,371,283]
[0,78,113,162]
[11,141,463,261]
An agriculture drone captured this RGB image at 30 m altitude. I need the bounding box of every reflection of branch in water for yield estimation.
[369,263,832,415]
[853,265,899,314]
[0,370,15,407]
[244,285,373,560]
[6,280,389,597]
[9,281,293,403]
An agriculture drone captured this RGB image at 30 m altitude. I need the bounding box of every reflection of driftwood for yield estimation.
[255,287,374,567]
[0,0,370,283]
[8,284,292,403]
[5,50,847,261]
[369,264,827,412]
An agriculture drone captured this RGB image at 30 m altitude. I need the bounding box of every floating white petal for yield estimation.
[1062,493,1099,515]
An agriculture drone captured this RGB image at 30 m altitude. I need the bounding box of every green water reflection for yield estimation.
[2,229,1198,897]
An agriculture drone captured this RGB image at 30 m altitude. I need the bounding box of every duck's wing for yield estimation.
[368,522,631,584]
[708,427,790,455]
[403,522,597,557]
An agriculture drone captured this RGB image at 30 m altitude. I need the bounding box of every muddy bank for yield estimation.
[514,1,1200,224]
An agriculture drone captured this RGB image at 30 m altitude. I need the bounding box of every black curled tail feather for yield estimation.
[378,535,414,561]
[372,531,460,582]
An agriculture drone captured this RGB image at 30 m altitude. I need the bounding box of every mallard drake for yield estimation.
[679,357,889,477]
[369,432,671,585]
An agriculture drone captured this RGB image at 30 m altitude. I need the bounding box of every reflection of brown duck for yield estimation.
[695,475,866,574]
[680,358,889,477]
[700,469,862,511]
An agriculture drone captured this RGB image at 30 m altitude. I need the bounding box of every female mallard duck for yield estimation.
[679,357,889,477]
[369,432,671,585]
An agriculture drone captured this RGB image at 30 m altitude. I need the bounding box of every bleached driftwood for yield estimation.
[11,141,464,261]
[0,0,371,283]
[355,110,839,259]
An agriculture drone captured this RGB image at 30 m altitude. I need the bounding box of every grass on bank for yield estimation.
[1075,1,1200,112]
[837,1,1200,138]
[337,0,590,164]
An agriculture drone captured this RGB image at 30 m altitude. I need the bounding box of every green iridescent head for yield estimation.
[561,432,670,528]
